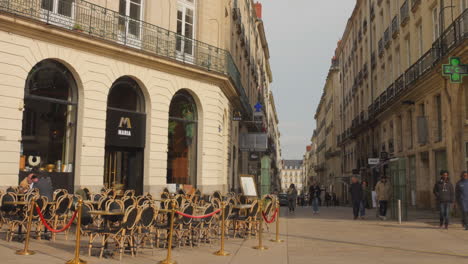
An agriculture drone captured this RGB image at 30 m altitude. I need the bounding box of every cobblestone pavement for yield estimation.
[1,206,467,264]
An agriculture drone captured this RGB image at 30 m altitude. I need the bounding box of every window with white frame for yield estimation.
[119,0,143,38]
[41,0,74,17]
[432,7,439,41]
[177,0,196,56]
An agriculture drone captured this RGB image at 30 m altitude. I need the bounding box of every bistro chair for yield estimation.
[122,196,137,210]
[174,204,194,248]
[99,206,140,260]
[196,204,216,245]
[233,200,259,238]
[1,192,20,241]
[32,195,48,240]
[50,194,72,241]
[53,189,68,202]
[123,189,135,197]
[135,204,157,254]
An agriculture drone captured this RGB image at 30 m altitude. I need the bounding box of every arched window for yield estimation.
[167,90,198,186]
[20,60,78,190]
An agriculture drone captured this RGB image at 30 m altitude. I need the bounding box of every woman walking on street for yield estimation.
[433,170,455,229]
[287,184,298,213]
[309,181,321,214]
[455,171,468,230]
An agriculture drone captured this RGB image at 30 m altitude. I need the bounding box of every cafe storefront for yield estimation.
[19,59,78,192]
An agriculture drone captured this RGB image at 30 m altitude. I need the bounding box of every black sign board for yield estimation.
[232,111,242,121]
[106,109,146,148]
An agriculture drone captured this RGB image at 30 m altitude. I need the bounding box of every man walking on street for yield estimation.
[349,177,363,220]
[455,171,468,230]
[375,176,391,220]
[309,181,321,214]
[434,170,455,229]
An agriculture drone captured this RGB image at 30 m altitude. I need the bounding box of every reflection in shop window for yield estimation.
[21,60,78,174]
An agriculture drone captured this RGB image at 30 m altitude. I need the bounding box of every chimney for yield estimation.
[254,2,262,19]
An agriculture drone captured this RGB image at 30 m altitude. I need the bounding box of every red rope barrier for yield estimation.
[35,206,78,233]
[175,208,222,219]
[262,208,278,224]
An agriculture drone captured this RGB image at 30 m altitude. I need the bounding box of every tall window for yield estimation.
[176,0,196,56]
[418,23,423,57]
[41,0,74,17]
[119,0,143,37]
[435,95,443,142]
[405,37,411,68]
[395,48,401,76]
[408,110,413,149]
[432,7,439,41]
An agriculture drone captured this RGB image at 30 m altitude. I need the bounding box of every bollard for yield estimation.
[214,201,230,256]
[159,200,177,264]
[66,200,86,264]
[16,198,36,255]
[252,199,267,250]
[397,199,402,224]
[270,200,283,243]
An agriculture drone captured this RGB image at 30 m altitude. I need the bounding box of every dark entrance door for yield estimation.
[104,147,143,195]
[104,77,146,195]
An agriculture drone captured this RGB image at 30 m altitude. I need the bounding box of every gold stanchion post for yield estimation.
[16,198,36,255]
[159,200,177,264]
[252,199,267,250]
[270,200,284,243]
[214,201,230,256]
[66,199,86,264]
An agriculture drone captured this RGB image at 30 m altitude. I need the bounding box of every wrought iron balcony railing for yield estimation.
[384,27,391,48]
[371,9,467,118]
[400,1,409,26]
[391,15,399,38]
[0,0,253,116]
[378,38,384,57]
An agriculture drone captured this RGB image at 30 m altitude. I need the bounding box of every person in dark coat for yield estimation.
[455,171,468,230]
[349,177,363,220]
[433,170,455,229]
[32,176,54,201]
[309,182,321,214]
[287,184,298,213]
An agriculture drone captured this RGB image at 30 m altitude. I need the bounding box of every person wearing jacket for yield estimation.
[287,184,298,213]
[349,177,363,220]
[375,176,392,220]
[433,170,455,229]
[455,171,468,230]
[309,182,321,214]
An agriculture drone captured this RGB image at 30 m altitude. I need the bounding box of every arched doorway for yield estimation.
[104,77,146,195]
[20,60,78,192]
[167,90,198,187]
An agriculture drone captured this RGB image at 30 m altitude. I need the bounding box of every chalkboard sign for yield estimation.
[240,174,258,197]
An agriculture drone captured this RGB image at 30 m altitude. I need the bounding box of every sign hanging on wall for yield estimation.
[106,109,146,148]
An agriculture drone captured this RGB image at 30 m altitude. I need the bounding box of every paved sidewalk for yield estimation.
[1,206,467,264]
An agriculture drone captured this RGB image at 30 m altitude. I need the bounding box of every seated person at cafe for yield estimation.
[19,173,35,193]
[32,175,54,201]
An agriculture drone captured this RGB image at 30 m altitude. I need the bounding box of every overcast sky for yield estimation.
[259,0,356,160]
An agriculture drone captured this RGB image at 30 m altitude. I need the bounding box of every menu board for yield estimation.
[240,175,257,197]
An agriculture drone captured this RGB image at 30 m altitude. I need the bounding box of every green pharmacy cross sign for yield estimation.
[442,57,468,83]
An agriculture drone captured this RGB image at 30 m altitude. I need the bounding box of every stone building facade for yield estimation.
[312,0,467,208]
[0,0,279,195]
[281,160,304,194]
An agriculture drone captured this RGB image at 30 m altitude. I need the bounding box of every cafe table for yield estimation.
[88,210,125,258]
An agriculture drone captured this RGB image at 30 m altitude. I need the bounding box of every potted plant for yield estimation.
[72,23,83,32]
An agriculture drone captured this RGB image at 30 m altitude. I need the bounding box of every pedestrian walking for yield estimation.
[325,192,331,207]
[287,184,298,213]
[433,170,455,229]
[455,171,468,230]
[360,180,371,219]
[349,177,363,220]
[375,176,392,220]
[309,181,321,214]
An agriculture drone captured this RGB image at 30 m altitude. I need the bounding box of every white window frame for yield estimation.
[176,0,196,61]
[432,7,439,41]
[118,0,144,48]
[40,0,75,28]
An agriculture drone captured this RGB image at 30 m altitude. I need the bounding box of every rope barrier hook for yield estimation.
[270,200,284,243]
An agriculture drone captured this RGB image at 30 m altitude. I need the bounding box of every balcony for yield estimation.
[400,1,410,26]
[411,0,421,13]
[378,38,384,57]
[387,83,395,100]
[0,0,253,117]
[369,9,467,119]
[391,15,399,38]
[384,27,391,48]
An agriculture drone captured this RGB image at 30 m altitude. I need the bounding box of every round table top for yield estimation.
[88,210,124,216]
